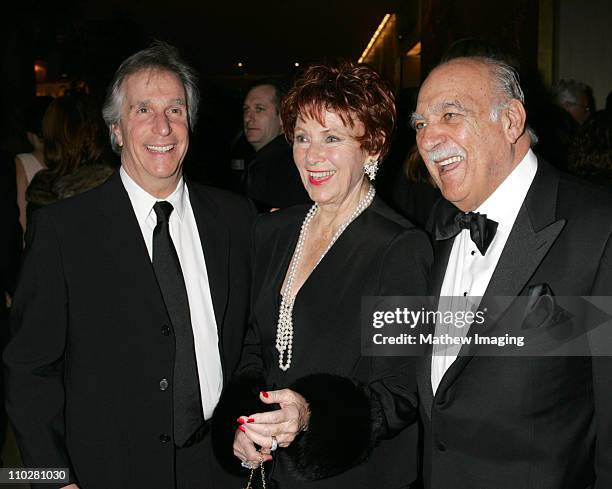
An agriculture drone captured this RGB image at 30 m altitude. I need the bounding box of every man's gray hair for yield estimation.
[481,57,538,147]
[102,41,200,154]
[553,79,589,106]
[440,56,538,147]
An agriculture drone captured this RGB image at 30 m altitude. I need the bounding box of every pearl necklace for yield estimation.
[275,184,376,371]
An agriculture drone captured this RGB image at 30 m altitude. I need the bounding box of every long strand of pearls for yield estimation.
[275,184,376,371]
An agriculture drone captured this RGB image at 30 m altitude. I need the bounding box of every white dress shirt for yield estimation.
[120,168,223,419]
[431,150,538,394]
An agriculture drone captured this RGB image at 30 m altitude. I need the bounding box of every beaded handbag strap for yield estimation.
[244,462,266,489]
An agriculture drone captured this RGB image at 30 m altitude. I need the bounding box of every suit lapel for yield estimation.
[419,237,453,417]
[103,174,231,330]
[427,198,454,299]
[187,182,229,337]
[418,343,434,420]
[430,239,454,298]
[99,172,168,316]
[482,159,566,325]
[479,209,565,320]
[434,159,566,403]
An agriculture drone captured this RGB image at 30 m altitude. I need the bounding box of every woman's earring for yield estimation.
[364,160,379,181]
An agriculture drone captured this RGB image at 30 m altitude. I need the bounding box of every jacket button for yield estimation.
[436,441,447,451]
[159,378,169,391]
[160,434,171,443]
[161,325,171,336]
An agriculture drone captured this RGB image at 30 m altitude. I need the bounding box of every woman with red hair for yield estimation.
[215,61,431,488]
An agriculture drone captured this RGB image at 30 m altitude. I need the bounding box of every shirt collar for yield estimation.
[475,149,538,231]
[119,167,187,225]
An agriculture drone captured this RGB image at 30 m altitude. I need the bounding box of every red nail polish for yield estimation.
[261,391,269,398]
[236,417,244,424]
[238,425,246,432]
[248,418,255,423]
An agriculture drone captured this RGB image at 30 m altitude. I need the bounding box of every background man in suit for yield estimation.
[243,83,284,154]
[411,56,612,489]
[242,82,310,211]
[4,42,254,489]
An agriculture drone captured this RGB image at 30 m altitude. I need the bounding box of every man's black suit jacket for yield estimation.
[418,160,612,489]
[4,171,255,489]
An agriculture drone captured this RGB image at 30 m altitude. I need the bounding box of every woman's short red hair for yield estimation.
[281,60,396,160]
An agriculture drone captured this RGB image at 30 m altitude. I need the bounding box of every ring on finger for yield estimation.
[241,461,253,469]
[270,435,278,452]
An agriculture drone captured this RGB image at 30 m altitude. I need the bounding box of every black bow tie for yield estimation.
[432,201,498,256]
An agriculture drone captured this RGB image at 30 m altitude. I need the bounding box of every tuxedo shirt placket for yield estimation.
[431,231,479,393]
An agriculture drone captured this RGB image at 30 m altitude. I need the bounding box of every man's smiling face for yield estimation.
[413,59,517,211]
[113,68,189,197]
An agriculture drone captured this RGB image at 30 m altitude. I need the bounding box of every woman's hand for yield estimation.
[237,389,310,452]
[233,428,273,468]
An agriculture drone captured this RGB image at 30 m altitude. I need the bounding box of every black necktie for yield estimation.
[432,200,498,256]
[152,201,204,447]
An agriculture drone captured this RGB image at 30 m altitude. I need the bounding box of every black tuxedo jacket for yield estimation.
[418,159,612,489]
[4,171,255,489]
